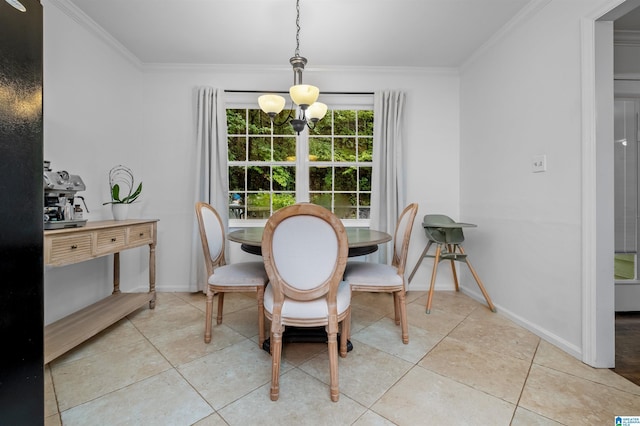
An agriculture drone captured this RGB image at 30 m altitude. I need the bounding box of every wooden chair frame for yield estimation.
[195,202,266,347]
[348,203,418,344]
[261,203,350,402]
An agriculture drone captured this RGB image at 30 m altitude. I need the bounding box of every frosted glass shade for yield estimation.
[306,102,327,121]
[289,85,319,107]
[258,94,286,115]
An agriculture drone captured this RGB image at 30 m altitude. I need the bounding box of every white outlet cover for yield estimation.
[532,155,547,173]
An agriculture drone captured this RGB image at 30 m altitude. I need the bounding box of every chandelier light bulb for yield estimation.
[306,102,328,122]
[258,95,286,118]
[289,84,319,109]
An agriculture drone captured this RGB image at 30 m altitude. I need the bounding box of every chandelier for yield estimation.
[258,0,327,134]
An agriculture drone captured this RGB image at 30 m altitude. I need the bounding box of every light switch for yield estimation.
[532,155,547,173]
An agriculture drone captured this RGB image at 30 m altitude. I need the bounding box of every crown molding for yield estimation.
[140,62,459,76]
[614,30,640,46]
[461,0,553,72]
[43,0,142,69]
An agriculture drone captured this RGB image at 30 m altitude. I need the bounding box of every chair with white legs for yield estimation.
[195,202,268,347]
[343,203,419,344]
[261,203,350,402]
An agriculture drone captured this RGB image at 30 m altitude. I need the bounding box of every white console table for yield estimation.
[43,219,158,364]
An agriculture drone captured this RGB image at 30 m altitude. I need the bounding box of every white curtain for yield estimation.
[370,90,406,264]
[189,87,229,292]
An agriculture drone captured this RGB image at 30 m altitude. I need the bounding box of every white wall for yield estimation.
[43,1,146,324]
[43,0,461,324]
[459,0,615,358]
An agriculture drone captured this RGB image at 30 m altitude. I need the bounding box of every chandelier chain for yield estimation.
[294,0,301,57]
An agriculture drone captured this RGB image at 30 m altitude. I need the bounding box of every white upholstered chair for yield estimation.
[195,202,268,347]
[261,203,350,402]
[344,203,418,344]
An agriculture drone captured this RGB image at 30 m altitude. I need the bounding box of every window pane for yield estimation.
[335,166,356,191]
[358,110,374,136]
[229,193,245,219]
[273,137,296,161]
[334,110,356,135]
[310,193,331,210]
[272,166,295,191]
[227,109,246,135]
[358,137,372,162]
[248,166,270,190]
[335,137,356,162]
[248,137,271,161]
[247,193,271,219]
[228,136,246,161]
[273,193,296,211]
[310,112,332,135]
[310,166,332,191]
[359,167,372,191]
[334,193,356,219]
[309,137,332,161]
[248,109,273,135]
[229,166,245,191]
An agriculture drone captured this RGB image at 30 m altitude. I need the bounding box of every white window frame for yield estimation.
[225,92,374,228]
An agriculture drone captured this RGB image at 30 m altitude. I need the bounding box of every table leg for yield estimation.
[149,242,156,309]
[112,252,120,294]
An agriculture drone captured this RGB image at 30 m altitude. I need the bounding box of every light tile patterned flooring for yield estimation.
[45,291,640,425]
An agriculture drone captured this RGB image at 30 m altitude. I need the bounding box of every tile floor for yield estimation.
[44,291,640,425]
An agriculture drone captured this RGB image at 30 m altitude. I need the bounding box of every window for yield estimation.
[226,93,374,225]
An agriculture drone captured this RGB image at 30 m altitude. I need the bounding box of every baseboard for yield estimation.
[459,287,584,362]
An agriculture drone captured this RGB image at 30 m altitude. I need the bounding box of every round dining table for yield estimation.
[227,227,392,257]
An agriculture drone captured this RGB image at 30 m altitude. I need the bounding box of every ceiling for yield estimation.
[64,0,535,68]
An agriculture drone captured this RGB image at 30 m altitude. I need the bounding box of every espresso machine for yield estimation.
[43,161,89,229]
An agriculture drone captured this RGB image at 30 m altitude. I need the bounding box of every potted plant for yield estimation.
[103,165,142,220]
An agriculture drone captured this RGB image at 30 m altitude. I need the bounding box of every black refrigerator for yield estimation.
[0,0,44,423]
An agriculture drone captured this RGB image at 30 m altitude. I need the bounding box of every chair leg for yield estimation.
[408,241,433,283]
[216,292,225,324]
[457,245,497,313]
[257,286,265,348]
[393,292,400,325]
[204,287,214,343]
[398,289,409,344]
[339,309,351,358]
[426,244,442,314]
[327,329,340,402]
[270,328,283,401]
[449,244,459,292]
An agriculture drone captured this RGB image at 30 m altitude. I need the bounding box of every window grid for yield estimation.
[228,107,373,221]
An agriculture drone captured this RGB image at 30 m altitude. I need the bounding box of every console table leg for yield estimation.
[113,252,121,294]
[149,242,156,309]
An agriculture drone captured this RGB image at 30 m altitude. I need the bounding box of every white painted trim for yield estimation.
[580,17,599,367]
[460,287,582,359]
[461,0,552,72]
[140,62,460,76]
[43,0,142,69]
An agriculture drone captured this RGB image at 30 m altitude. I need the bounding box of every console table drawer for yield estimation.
[95,228,126,254]
[47,234,93,265]
[129,223,154,246]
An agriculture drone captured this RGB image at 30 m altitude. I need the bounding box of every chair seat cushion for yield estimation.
[263,281,351,319]
[344,261,403,286]
[209,261,268,286]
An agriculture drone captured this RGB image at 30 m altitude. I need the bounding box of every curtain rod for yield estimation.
[225,90,374,95]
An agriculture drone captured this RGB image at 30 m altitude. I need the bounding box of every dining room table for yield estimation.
[227,226,393,353]
[227,226,392,257]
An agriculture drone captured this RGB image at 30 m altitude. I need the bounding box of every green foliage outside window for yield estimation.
[227,107,373,219]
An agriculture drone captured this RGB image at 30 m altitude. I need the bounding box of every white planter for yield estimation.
[111,204,129,221]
